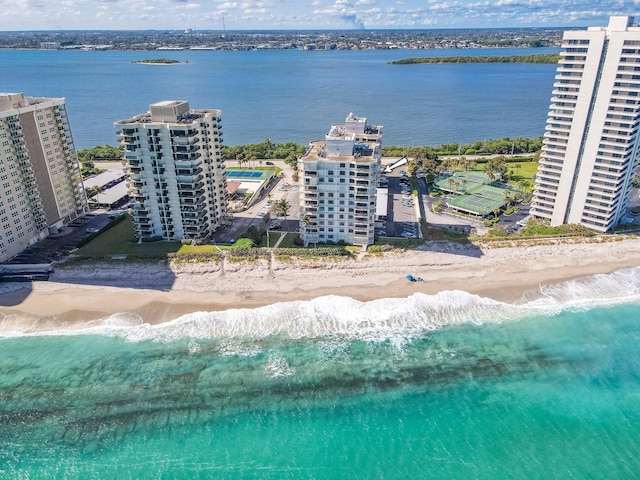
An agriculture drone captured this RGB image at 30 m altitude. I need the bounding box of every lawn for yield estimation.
[76,216,215,256]
[506,161,537,190]
[259,231,300,248]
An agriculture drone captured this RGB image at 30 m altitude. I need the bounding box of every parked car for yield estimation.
[266,161,274,165]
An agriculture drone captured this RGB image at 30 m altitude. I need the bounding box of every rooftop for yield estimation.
[300,140,378,163]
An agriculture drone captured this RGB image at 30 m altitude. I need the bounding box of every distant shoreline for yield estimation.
[132,58,180,65]
[390,53,560,65]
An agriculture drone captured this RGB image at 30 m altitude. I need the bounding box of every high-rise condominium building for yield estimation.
[298,113,382,246]
[532,16,640,233]
[115,101,227,241]
[0,93,88,263]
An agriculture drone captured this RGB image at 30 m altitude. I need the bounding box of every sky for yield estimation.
[1,0,640,31]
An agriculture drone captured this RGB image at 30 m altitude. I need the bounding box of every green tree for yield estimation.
[300,215,310,247]
[446,177,455,191]
[276,199,291,231]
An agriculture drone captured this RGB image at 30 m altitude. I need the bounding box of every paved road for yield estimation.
[210,160,299,244]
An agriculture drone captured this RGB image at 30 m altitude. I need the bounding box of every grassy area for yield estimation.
[376,237,424,248]
[505,161,537,190]
[423,224,471,241]
[255,230,300,248]
[275,232,295,248]
[76,216,215,256]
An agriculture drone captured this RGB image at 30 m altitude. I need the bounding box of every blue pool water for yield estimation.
[226,170,267,178]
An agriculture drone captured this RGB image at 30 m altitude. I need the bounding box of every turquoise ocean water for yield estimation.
[2,268,640,478]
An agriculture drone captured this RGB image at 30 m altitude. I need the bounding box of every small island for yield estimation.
[132,58,180,64]
[389,53,560,65]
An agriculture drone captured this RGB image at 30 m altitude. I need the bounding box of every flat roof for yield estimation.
[83,169,126,188]
[376,188,388,217]
[92,181,129,205]
[151,100,186,107]
[299,140,378,163]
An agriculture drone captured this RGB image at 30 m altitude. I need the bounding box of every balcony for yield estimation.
[177,180,204,191]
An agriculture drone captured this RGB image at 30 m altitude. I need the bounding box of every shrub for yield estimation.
[231,238,255,249]
[242,225,265,244]
[504,206,519,215]
[488,225,509,237]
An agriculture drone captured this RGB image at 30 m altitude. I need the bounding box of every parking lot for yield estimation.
[378,171,421,239]
[4,211,116,265]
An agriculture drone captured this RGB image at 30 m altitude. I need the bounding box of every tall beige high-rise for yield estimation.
[115,101,228,241]
[532,16,640,232]
[0,93,88,263]
[298,113,382,246]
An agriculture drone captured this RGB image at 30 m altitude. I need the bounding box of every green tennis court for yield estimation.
[447,186,505,214]
[434,171,491,192]
[435,171,509,215]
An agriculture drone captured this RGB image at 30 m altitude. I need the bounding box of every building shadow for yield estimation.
[416,183,484,259]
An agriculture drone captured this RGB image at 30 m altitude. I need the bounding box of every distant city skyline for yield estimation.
[1,1,639,31]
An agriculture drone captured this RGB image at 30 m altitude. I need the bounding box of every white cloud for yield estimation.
[0,0,639,29]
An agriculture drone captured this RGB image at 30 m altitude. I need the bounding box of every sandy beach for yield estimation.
[2,237,640,333]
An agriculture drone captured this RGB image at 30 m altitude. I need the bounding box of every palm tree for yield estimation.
[460,178,468,193]
[493,206,500,218]
[94,186,104,208]
[503,189,512,207]
[276,199,291,232]
[446,177,455,192]
[485,169,496,183]
[301,215,310,247]
[518,179,532,193]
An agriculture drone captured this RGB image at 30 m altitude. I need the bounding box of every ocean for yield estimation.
[0,47,559,149]
[2,267,640,478]
[3,45,638,478]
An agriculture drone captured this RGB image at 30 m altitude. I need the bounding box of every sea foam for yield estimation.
[3,266,640,341]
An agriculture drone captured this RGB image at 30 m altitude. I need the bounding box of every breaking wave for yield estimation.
[2,266,640,342]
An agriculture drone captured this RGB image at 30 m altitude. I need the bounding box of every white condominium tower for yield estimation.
[532,16,640,233]
[115,101,227,241]
[298,113,382,246]
[0,93,88,263]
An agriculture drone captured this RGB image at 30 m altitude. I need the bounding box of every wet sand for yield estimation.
[2,237,640,333]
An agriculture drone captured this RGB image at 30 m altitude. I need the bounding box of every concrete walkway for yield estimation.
[272,232,287,248]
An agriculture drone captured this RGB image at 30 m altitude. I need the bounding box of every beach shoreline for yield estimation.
[2,237,640,334]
